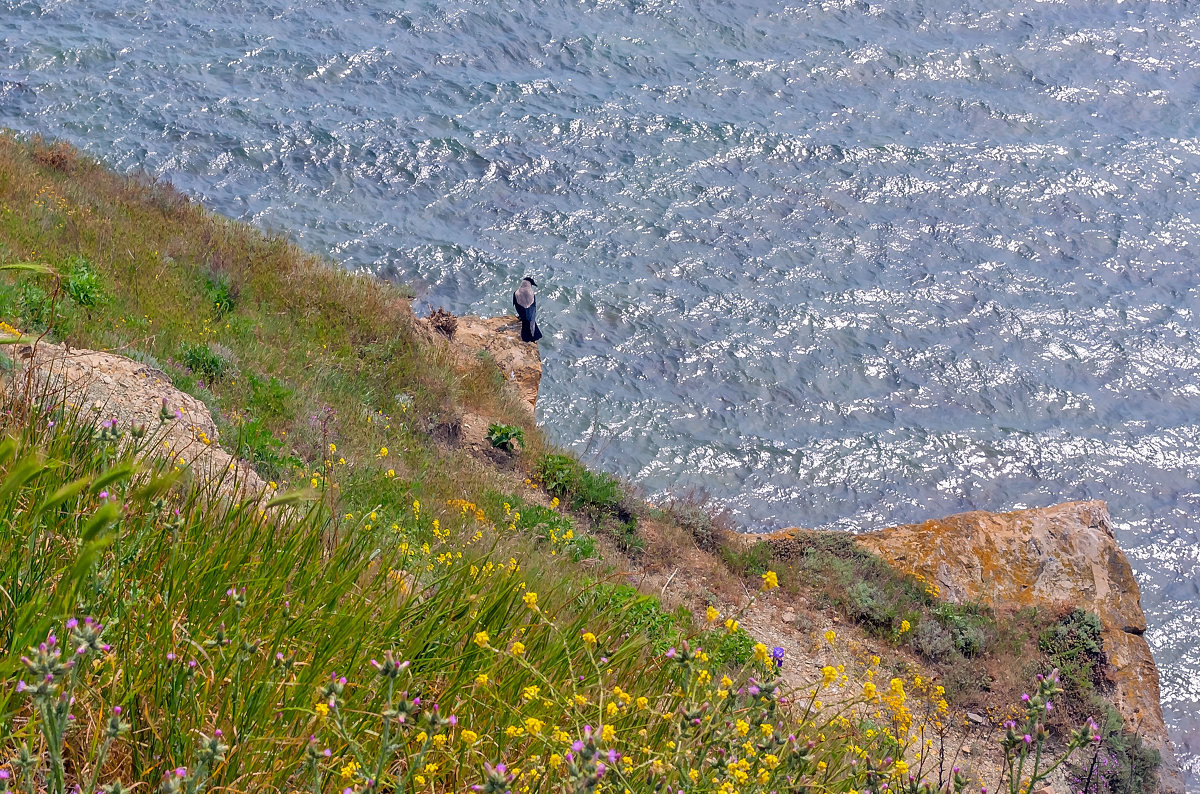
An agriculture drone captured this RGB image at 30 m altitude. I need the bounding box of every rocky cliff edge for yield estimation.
[851,501,1181,792]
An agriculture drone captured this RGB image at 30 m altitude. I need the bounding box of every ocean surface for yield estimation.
[3,0,1198,779]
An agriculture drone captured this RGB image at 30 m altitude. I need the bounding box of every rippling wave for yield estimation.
[3,0,1199,776]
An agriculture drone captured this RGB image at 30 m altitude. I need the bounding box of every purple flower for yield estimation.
[665,648,676,659]
[771,646,785,667]
[1023,734,1033,745]
[15,680,26,693]
[175,768,187,778]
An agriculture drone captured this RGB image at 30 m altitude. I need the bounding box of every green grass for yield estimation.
[0,395,1096,794]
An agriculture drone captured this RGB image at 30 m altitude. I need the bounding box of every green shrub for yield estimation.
[699,626,758,668]
[1040,608,1106,720]
[720,540,772,577]
[480,491,598,561]
[236,416,301,479]
[535,453,639,546]
[537,453,584,500]
[64,255,104,307]
[664,492,733,551]
[204,271,238,316]
[486,423,525,452]
[845,580,894,629]
[246,373,294,422]
[583,584,685,654]
[179,342,231,382]
[18,280,53,329]
[912,618,956,661]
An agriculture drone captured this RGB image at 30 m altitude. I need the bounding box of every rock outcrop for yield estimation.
[853,501,1181,793]
[424,313,542,415]
[2,341,266,497]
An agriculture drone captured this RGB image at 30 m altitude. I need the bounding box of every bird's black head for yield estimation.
[523,276,538,287]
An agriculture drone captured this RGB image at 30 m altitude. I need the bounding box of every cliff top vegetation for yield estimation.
[0,132,1155,794]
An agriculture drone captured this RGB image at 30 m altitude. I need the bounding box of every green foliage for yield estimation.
[480,491,598,561]
[536,453,584,499]
[845,579,895,629]
[582,584,683,654]
[1040,608,1106,720]
[912,617,956,661]
[0,280,18,320]
[63,255,104,307]
[235,416,301,479]
[179,342,231,382]
[535,453,639,550]
[486,422,525,453]
[699,626,758,668]
[720,540,772,577]
[18,279,53,330]
[204,271,238,316]
[246,373,295,422]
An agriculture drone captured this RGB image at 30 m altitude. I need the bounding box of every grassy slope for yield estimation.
[0,133,1142,793]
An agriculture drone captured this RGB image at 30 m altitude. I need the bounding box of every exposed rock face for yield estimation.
[427,314,542,414]
[3,341,266,497]
[854,501,1181,794]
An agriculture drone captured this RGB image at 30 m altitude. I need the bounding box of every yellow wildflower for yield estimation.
[461,729,479,744]
[511,641,526,656]
[582,632,597,645]
[473,631,489,648]
[900,619,911,633]
[761,570,779,590]
[523,591,538,609]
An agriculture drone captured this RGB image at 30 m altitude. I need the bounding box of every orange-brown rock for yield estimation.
[427,314,542,414]
[2,341,266,499]
[848,501,1181,793]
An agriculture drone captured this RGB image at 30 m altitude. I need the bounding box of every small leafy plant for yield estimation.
[179,342,231,382]
[64,255,104,307]
[486,423,525,452]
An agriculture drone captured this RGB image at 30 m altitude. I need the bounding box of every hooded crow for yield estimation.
[513,277,544,342]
